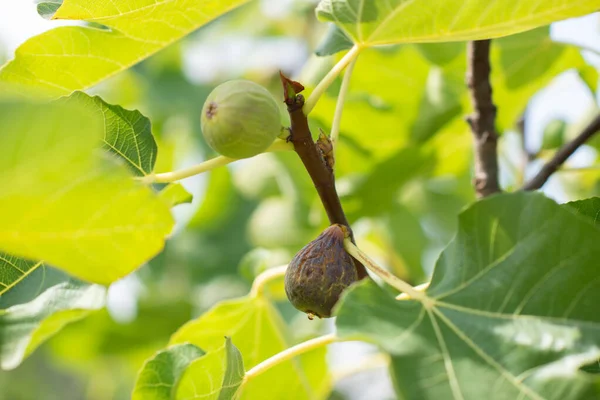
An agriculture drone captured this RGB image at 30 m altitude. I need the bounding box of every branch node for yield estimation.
[279,72,368,279]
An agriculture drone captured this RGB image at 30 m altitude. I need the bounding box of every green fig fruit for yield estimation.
[285,224,359,319]
[201,80,282,159]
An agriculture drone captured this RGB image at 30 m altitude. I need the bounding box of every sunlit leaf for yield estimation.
[61,91,157,176]
[0,100,173,284]
[0,281,105,370]
[0,0,251,97]
[316,0,600,46]
[336,192,600,399]
[158,183,193,207]
[132,343,205,400]
[176,337,245,400]
[170,296,330,399]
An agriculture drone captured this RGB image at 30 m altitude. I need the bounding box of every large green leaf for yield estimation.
[0,100,173,285]
[0,0,251,97]
[132,343,205,400]
[176,337,245,400]
[0,253,43,297]
[0,280,105,370]
[316,0,600,46]
[170,296,330,399]
[565,197,600,226]
[61,91,157,176]
[336,192,600,399]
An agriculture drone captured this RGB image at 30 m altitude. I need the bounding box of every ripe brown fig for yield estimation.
[284,224,359,318]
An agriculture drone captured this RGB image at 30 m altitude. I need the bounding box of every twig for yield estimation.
[243,334,337,382]
[249,265,287,298]
[280,74,368,279]
[140,139,293,184]
[343,239,431,306]
[466,40,501,198]
[523,114,600,190]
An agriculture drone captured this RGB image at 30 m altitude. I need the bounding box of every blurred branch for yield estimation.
[522,114,600,190]
[558,165,600,173]
[280,73,368,279]
[466,40,501,198]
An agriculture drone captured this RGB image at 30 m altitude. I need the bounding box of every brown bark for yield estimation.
[466,40,501,198]
[523,114,600,191]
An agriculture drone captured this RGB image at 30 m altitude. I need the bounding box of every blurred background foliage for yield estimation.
[0,0,599,399]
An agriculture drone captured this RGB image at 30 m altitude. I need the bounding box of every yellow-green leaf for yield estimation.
[0,0,251,97]
[175,337,245,400]
[0,100,173,284]
[316,0,600,46]
[61,91,158,176]
[158,184,193,207]
[132,343,205,400]
[170,296,330,399]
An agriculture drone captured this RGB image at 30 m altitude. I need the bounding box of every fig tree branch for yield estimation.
[280,73,368,279]
[522,114,600,191]
[466,39,501,198]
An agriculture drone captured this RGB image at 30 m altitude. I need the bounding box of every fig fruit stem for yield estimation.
[242,333,337,384]
[343,239,429,303]
[330,56,358,160]
[139,139,293,184]
[249,265,288,298]
[303,45,362,116]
